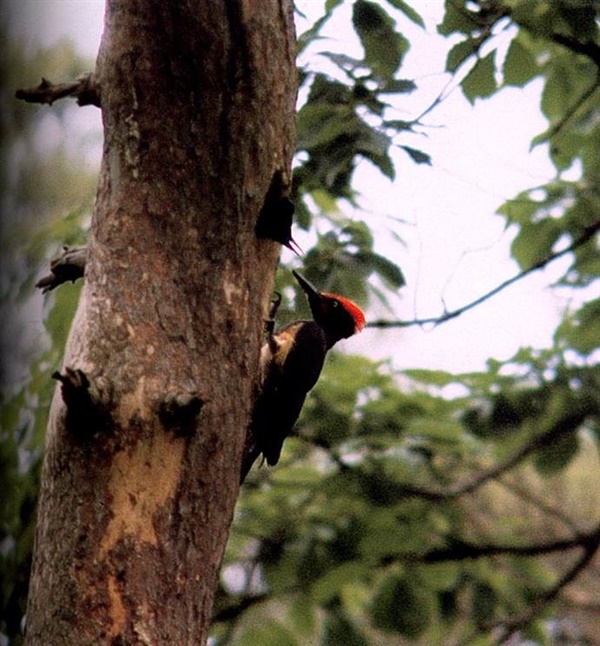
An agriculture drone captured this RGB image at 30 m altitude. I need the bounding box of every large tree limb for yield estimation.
[15,73,100,107]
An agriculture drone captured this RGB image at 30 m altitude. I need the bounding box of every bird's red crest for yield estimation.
[323,293,366,334]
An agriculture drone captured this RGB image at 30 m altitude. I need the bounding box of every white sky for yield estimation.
[295,1,564,373]
[9,0,568,374]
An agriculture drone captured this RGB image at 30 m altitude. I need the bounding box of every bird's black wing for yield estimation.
[251,321,327,470]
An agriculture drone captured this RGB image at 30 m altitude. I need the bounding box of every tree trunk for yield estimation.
[25,1,296,643]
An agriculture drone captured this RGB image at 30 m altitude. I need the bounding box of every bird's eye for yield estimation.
[332,300,339,308]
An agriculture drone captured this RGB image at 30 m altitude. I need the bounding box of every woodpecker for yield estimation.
[255,169,302,255]
[241,270,366,482]
[255,196,302,256]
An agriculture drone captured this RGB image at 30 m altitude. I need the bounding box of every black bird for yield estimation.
[255,196,302,256]
[241,270,365,481]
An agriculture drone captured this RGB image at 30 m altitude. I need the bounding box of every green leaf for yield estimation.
[288,595,317,637]
[352,0,408,80]
[45,282,81,349]
[472,581,497,624]
[497,195,540,226]
[509,0,556,38]
[446,38,478,73]
[400,145,431,165]
[556,299,600,355]
[353,83,387,115]
[438,2,479,36]
[235,620,299,646]
[296,103,356,150]
[419,562,460,591]
[503,37,540,87]
[461,52,497,104]
[308,74,353,105]
[523,619,552,645]
[406,418,463,441]
[556,1,599,40]
[325,0,344,11]
[323,607,369,646]
[365,151,396,179]
[382,78,416,94]
[311,562,368,603]
[369,253,406,288]
[540,61,575,122]
[385,0,425,28]
[340,220,375,250]
[297,0,344,53]
[404,368,457,387]
[534,429,580,476]
[510,218,561,270]
[356,127,395,179]
[370,571,432,637]
[322,52,366,74]
[384,119,413,132]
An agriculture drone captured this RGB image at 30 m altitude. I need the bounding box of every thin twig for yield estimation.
[535,76,600,144]
[368,220,600,329]
[498,475,582,535]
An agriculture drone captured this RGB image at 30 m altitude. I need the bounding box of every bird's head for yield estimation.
[256,197,303,256]
[292,270,366,346]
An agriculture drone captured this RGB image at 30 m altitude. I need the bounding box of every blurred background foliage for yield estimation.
[1,29,94,643]
[2,0,600,644]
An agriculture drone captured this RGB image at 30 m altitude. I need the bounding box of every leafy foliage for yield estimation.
[294,0,429,240]
[215,346,599,643]
[217,1,600,643]
[0,36,94,643]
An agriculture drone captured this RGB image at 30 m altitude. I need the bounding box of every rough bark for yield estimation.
[25,1,296,644]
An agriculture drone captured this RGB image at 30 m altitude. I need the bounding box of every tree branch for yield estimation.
[493,524,600,643]
[535,75,600,144]
[368,220,600,329]
[550,32,600,70]
[399,524,600,564]
[378,410,590,502]
[498,475,582,534]
[35,246,87,293]
[15,73,100,107]
[297,407,589,503]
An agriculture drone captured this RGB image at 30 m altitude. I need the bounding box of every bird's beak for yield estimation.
[285,236,303,257]
[292,270,320,299]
